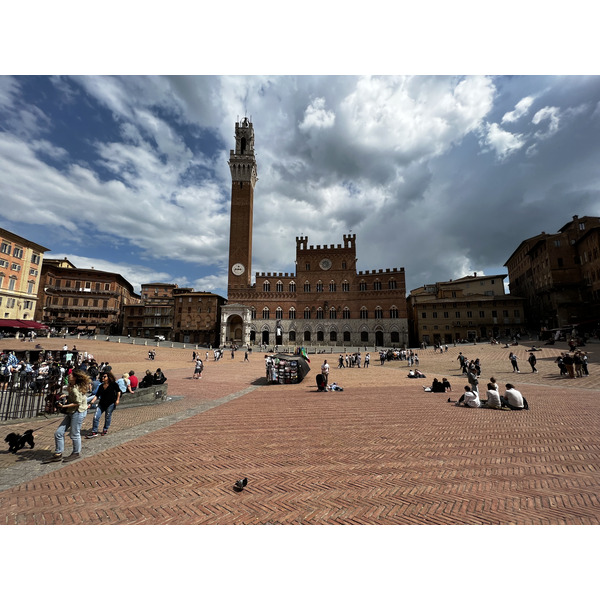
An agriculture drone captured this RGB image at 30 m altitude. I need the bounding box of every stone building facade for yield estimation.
[407,273,526,345]
[504,215,600,331]
[35,258,140,334]
[0,228,49,321]
[122,283,225,345]
[220,118,408,348]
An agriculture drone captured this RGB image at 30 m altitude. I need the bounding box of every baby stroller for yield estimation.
[316,373,327,392]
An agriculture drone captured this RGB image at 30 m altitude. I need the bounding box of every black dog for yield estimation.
[4,430,35,453]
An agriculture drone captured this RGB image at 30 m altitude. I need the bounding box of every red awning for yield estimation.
[0,319,49,330]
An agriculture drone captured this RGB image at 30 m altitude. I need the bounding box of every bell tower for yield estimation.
[227,117,257,292]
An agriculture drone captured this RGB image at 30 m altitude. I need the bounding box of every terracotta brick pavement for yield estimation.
[1,338,599,524]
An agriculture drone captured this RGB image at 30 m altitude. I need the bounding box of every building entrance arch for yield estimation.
[375,330,384,346]
[226,314,244,344]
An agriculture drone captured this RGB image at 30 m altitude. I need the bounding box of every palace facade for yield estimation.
[220,118,408,348]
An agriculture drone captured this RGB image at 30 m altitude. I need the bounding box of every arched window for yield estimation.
[329,307,337,319]
[276,281,283,292]
[262,307,270,319]
[317,331,324,342]
[304,307,311,319]
[304,330,311,341]
[304,281,311,292]
[359,280,367,291]
[263,281,271,292]
[289,281,296,292]
[390,306,399,318]
[251,306,256,319]
[374,280,382,291]
[342,281,350,292]
[289,330,296,342]
[343,331,351,342]
[388,279,397,290]
[289,307,296,319]
[330,331,337,342]
[316,281,323,292]
[316,307,324,319]
[360,307,368,319]
[276,307,283,319]
[375,306,383,319]
[342,307,350,319]
[329,281,336,292]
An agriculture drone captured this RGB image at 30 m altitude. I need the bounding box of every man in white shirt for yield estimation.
[456,385,480,408]
[321,360,330,386]
[502,383,526,410]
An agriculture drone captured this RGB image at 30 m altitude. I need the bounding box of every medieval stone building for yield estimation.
[220,118,408,348]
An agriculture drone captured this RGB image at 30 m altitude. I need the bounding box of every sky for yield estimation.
[2,73,600,298]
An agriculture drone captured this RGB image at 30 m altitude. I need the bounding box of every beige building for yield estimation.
[0,228,49,321]
[407,273,526,345]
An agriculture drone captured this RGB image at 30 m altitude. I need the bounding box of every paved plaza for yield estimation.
[1,338,599,524]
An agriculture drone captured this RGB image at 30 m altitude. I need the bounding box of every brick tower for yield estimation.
[227,117,257,292]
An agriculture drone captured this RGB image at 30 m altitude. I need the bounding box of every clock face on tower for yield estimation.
[319,258,332,271]
[232,263,245,276]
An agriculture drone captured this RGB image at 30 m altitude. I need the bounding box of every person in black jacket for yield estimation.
[153,368,167,385]
[139,369,154,388]
[86,371,121,437]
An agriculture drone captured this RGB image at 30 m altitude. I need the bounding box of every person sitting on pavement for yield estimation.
[501,383,528,410]
[442,377,452,393]
[485,382,502,409]
[424,377,445,393]
[454,385,481,408]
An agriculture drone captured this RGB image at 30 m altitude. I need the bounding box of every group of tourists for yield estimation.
[453,378,528,411]
[555,351,589,378]
[337,352,369,368]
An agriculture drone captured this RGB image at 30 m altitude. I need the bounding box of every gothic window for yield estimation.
[263,281,271,292]
[316,281,323,292]
[329,281,336,292]
[276,281,283,292]
[262,307,270,319]
[388,279,397,290]
[304,281,311,292]
[359,281,367,291]
[276,307,283,319]
[360,307,368,319]
[330,331,337,342]
[342,307,350,319]
[361,331,369,342]
[289,307,296,319]
[317,331,324,342]
[391,331,400,343]
[374,280,382,291]
[289,281,296,292]
[342,281,350,292]
[375,306,383,319]
[251,307,256,319]
[304,330,311,342]
[329,307,337,319]
[390,306,399,318]
[343,331,351,342]
[316,307,324,319]
[304,307,311,319]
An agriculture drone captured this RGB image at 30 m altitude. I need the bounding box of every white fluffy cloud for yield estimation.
[480,122,526,159]
[502,96,535,123]
[299,97,335,130]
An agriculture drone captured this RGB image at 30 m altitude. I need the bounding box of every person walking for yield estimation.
[86,371,121,438]
[49,370,91,462]
[528,352,538,373]
[509,352,520,373]
[193,357,204,379]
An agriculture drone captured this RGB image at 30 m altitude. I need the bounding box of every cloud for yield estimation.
[532,106,560,139]
[299,97,335,130]
[480,122,526,159]
[501,95,535,123]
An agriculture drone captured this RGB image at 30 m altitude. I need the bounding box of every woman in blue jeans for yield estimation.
[49,370,92,463]
[86,371,121,438]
